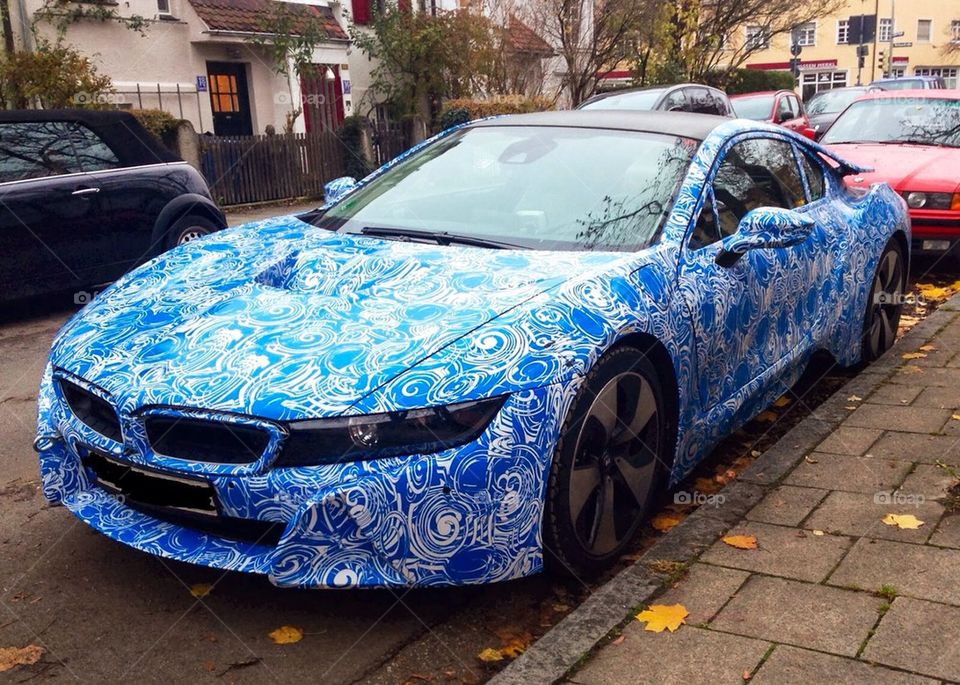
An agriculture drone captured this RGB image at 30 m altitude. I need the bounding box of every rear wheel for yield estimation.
[167,214,219,249]
[861,239,906,362]
[543,346,667,576]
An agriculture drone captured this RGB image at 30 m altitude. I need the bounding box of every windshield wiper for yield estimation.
[891,139,947,147]
[360,226,525,250]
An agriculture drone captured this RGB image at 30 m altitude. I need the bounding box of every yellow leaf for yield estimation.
[882,514,924,530]
[0,645,44,673]
[773,396,791,408]
[902,352,927,360]
[268,626,303,645]
[756,410,778,423]
[190,583,213,598]
[812,530,825,536]
[651,514,683,533]
[477,647,504,662]
[899,366,923,375]
[635,604,688,633]
[722,534,758,549]
[847,395,862,402]
[919,345,936,352]
[952,415,960,421]
[500,639,528,658]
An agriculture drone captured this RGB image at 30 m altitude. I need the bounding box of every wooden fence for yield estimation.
[198,131,346,206]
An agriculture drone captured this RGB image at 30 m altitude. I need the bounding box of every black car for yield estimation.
[577,83,734,116]
[805,86,884,139]
[0,110,225,305]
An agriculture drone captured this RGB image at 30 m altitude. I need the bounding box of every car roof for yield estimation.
[730,90,785,99]
[582,82,727,104]
[471,110,730,141]
[0,108,179,165]
[871,75,940,83]
[856,89,960,101]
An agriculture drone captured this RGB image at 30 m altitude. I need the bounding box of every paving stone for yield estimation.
[785,453,912,494]
[844,404,951,434]
[865,384,924,406]
[868,432,960,464]
[913,387,960,409]
[655,564,749,626]
[752,644,938,685]
[828,538,960,605]
[803,490,943,543]
[700,521,850,583]
[930,515,960,549]
[711,575,882,657]
[816,426,883,456]
[746,485,828,527]
[889,366,960,387]
[899,463,959,501]
[941,416,960,437]
[863,597,960,682]
[901,346,957,367]
[570,625,769,685]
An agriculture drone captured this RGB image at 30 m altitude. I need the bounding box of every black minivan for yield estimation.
[0,110,225,305]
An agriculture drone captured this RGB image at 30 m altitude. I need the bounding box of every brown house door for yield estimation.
[207,62,253,136]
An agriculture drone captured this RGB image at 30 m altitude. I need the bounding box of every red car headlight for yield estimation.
[903,191,958,210]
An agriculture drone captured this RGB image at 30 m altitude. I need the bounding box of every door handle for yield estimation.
[71,187,100,196]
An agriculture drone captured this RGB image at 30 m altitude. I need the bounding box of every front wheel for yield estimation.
[861,239,906,362]
[542,346,667,576]
[167,214,220,249]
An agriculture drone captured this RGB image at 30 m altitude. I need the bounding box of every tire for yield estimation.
[542,346,668,576]
[166,214,219,249]
[861,238,906,363]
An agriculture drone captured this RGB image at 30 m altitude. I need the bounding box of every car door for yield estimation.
[677,135,815,411]
[775,94,805,133]
[0,121,109,302]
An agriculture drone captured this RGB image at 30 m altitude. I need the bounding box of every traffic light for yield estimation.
[789,58,801,77]
[878,50,885,72]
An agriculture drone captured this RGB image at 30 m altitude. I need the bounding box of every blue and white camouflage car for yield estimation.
[36,111,909,588]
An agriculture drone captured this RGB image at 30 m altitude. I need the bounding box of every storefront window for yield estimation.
[801,70,847,101]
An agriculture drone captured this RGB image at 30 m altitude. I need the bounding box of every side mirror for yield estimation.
[715,207,815,267]
[323,176,358,204]
[776,110,792,124]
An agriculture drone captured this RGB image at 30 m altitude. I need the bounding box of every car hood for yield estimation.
[825,143,960,193]
[51,216,627,421]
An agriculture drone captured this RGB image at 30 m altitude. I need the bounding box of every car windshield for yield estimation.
[872,79,924,90]
[314,126,697,252]
[821,97,960,147]
[580,89,665,111]
[806,89,865,115]
[732,95,775,120]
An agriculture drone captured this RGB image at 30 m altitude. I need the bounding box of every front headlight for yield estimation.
[275,395,508,467]
[904,191,959,210]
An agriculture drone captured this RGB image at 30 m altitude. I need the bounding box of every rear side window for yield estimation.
[799,150,826,201]
[70,124,120,172]
[662,89,687,112]
[0,122,81,183]
[688,88,729,116]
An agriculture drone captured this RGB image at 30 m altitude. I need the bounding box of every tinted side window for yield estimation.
[788,95,802,117]
[0,122,80,183]
[799,150,826,201]
[662,89,687,112]
[712,138,806,237]
[70,124,120,172]
[689,88,727,115]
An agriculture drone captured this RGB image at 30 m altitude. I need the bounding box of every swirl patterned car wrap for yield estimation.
[36,112,909,588]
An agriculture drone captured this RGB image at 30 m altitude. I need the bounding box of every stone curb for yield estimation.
[491,293,960,685]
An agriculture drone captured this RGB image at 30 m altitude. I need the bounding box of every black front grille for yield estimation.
[145,416,271,464]
[59,378,123,442]
[83,451,284,546]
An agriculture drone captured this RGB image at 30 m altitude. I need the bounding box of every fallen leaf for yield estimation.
[804,455,819,464]
[651,513,684,533]
[882,513,924,530]
[813,530,825,536]
[722,534,758,550]
[190,583,213,598]
[477,647,504,663]
[899,366,924,375]
[750,450,762,457]
[847,394,863,402]
[202,660,216,673]
[919,345,936,352]
[743,670,752,681]
[611,634,626,646]
[635,604,688,633]
[845,406,858,410]
[773,396,792,408]
[952,415,960,421]
[268,626,303,645]
[756,410,778,423]
[902,352,927,360]
[0,645,43,673]
[694,477,722,495]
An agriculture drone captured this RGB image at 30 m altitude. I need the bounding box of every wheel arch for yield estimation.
[149,194,227,256]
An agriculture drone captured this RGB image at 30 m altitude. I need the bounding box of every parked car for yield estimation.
[869,75,946,90]
[805,86,883,139]
[821,90,960,263]
[0,110,226,305]
[730,90,815,138]
[578,84,734,116]
[37,110,908,588]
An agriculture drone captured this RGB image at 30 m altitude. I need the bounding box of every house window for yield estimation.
[794,22,816,47]
[952,20,960,43]
[890,67,905,78]
[156,0,171,14]
[915,66,959,89]
[917,19,932,43]
[352,0,370,25]
[837,19,849,44]
[879,18,893,43]
[745,25,769,49]
[800,70,847,101]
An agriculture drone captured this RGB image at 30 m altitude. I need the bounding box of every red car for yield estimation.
[730,90,815,139]
[820,90,960,264]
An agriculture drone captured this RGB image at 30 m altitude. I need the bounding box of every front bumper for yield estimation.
[36,366,573,588]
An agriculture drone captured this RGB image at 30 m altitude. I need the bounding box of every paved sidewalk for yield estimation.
[224,198,321,226]
[495,294,960,685]
[568,297,960,684]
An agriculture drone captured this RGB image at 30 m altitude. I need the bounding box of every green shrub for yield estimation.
[438,107,470,130]
[714,69,798,95]
[130,108,182,150]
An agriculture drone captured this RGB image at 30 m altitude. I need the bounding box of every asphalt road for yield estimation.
[1,254,955,683]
